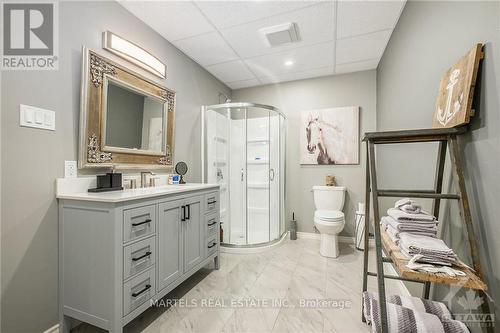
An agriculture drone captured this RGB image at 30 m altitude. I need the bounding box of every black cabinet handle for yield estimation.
[132,251,152,262]
[208,200,217,205]
[186,204,190,220]
[131,284,151,297]
[132,219,151,227]
[208,243,217,249]
[207,221,217,227]
[181,206,185,221]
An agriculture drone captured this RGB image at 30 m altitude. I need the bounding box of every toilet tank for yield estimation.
[312,186,346,211]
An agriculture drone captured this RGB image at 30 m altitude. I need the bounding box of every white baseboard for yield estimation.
[296,231,366,245]
[43,324,59,333]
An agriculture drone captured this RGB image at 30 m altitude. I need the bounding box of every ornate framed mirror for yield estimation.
[79,47,175,169]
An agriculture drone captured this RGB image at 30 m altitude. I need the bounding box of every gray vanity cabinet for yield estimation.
[157,199,184,291]
[183,196,204,272]
[58,187,220,333]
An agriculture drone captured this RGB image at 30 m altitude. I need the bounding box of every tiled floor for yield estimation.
[76,238,406,333]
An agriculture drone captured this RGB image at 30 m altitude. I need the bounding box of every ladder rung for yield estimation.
[377,190,460,199]
[367,271,425,283]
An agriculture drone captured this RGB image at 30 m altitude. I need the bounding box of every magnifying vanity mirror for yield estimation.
[79,47,175,169]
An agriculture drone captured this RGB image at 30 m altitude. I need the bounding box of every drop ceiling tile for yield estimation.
[195,1,324,29]
[336,29,392,65]
[258,66,334,85]
[227,78,261,90]
[173,32,238,66]
[220,2,335,58]
[118,1,214,41]
[245,42,334,77]
[337,0,406,39]
[206,60,256,83]
[335,58,379,74]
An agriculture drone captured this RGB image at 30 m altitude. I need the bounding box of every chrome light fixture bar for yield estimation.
[102,31,166,79]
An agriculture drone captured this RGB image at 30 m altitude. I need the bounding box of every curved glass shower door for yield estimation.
[202,103,286,247]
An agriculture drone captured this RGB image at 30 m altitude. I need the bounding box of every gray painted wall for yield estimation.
[377,0,499,328]
[233,71,377,236]
[0,1,230,332]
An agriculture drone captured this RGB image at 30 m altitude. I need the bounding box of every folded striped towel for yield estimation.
[363,292,469,333]
[399,233,459,266]
[381,216,438,237]
[388,208,437,224]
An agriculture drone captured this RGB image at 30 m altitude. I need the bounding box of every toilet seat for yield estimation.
[314,210,344,222]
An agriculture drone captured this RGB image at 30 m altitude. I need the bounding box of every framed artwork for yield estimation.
[300,106,359,165]
[433,43,484,128]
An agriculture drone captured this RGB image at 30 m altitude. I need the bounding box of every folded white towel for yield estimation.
[388,208,436,223]
[399,233,453,254]
[395,198,422,214]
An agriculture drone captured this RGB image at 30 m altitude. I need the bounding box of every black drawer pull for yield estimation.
[207,200,217,205]
[208,243,217,249]
[132,251,152,262]
[186,204,190,220]
[132,284,151,297]
[181,206,186,221]
[132,219,151,227]
[207,221,217,227]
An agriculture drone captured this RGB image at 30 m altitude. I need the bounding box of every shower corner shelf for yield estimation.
[247,139,270,145]
[247,159,269,165]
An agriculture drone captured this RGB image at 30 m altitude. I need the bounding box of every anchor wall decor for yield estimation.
[432,44,484,128]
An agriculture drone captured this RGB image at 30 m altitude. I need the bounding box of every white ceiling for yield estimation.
[118,0,406,89]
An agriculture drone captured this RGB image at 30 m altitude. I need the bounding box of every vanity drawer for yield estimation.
[205,213,218,238]
[123,205,156,243]
[207,236,218,257]
[204,192,219,214]
[123,267,156,316]
[123,236,156,280]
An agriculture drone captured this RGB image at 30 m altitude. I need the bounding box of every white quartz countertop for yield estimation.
[56,182,219,203]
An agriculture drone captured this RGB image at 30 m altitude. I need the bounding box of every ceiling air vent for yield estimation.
[259,22,301,47]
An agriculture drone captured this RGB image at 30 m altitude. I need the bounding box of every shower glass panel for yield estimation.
[247,108,270,244]
[202,102,286,248]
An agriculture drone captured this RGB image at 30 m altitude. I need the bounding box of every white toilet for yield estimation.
[312,186,346,258]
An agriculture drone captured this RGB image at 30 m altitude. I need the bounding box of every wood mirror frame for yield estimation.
[79,47,175,170]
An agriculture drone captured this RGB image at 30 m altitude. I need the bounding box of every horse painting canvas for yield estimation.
[300,107,359,165]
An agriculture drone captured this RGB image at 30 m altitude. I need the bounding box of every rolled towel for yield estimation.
[395,198,422,214]
[363,291,452,321]
[388,208,437,223]
[363,292,469,333]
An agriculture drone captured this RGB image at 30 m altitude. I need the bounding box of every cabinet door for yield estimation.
[157,199,184,291]
[183,196,204,272]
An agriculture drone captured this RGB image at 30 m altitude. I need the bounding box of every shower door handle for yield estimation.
[269,168,275,181]
[241,168,244,181]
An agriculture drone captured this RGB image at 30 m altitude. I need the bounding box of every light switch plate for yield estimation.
[64,160,77,178]
[20,104,55,131]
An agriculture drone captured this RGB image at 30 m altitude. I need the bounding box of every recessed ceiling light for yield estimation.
[284,60,294,67]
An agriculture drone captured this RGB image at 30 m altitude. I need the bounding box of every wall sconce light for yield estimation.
[102,31,166,79]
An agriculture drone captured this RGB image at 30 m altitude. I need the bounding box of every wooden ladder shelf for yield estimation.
[361,127,491,333]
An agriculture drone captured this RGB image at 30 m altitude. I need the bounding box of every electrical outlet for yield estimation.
[64,160,77,178]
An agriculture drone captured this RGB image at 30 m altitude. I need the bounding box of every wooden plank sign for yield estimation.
[433,43,484,128]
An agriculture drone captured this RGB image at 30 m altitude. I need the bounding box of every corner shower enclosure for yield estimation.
[201,103,286,247]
